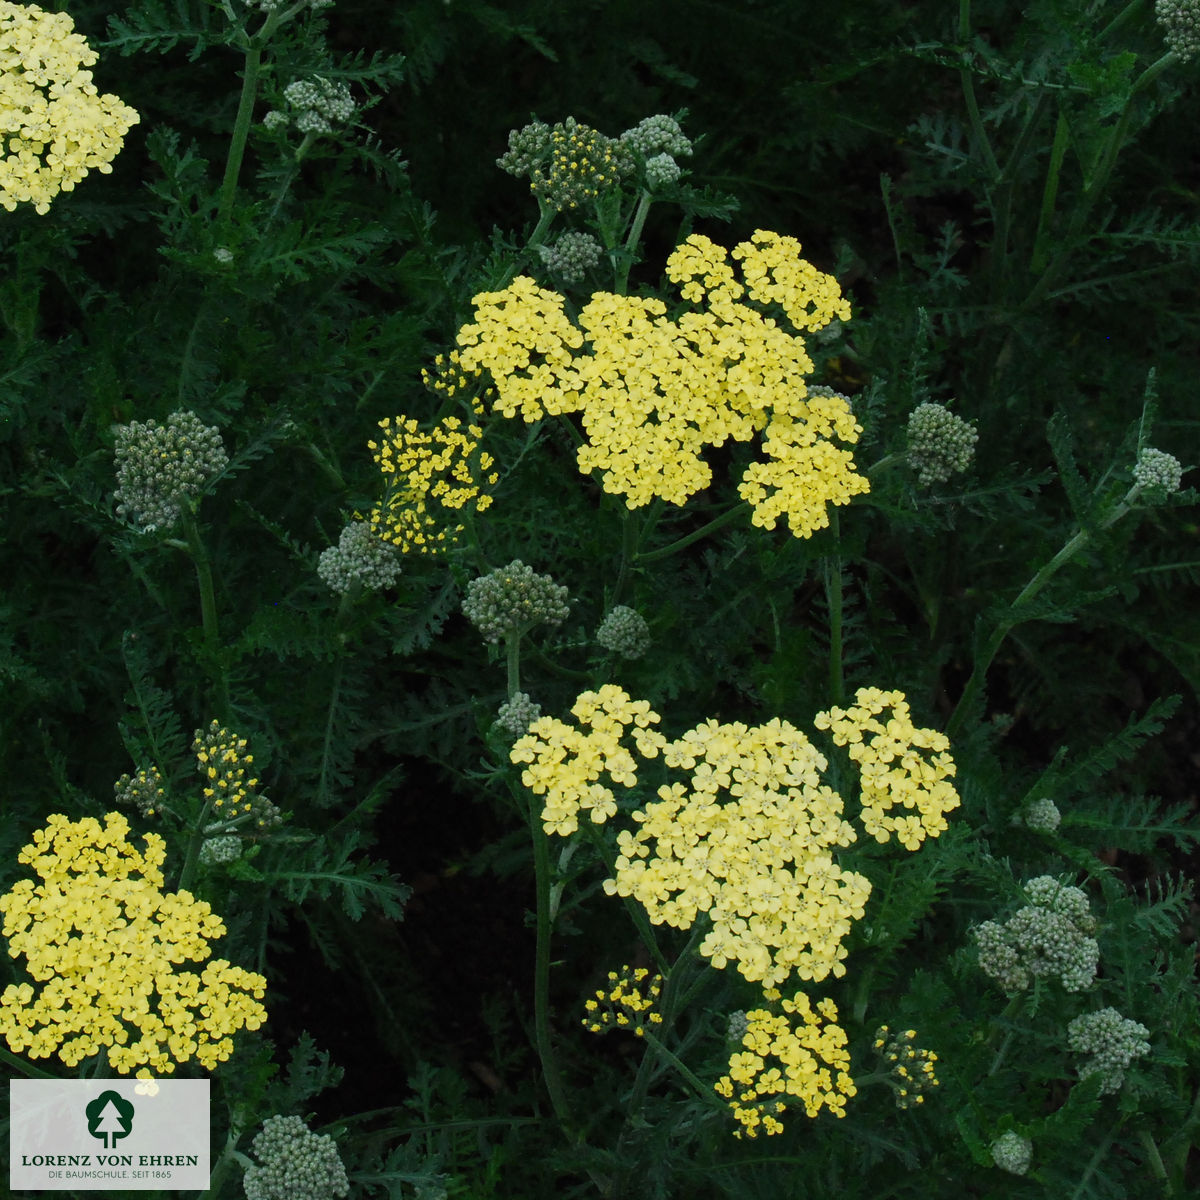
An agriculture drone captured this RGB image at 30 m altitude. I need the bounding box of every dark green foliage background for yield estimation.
[1,0,1198,1196]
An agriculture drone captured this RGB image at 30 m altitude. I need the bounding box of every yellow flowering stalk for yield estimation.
[581,965,665,1037]
[605,717,871,989]
[366,415,499,554]
[814,687,961,850]
[453,230,867,536]
[510,684,667,836]
[714,991,856,1137]
[0,1,139,214]
[0,812,267,1075]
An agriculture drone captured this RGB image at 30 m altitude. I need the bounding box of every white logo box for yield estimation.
[9,1080,209,1191]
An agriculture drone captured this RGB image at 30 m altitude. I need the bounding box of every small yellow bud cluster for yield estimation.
[581,966,665,1037]
[714,991,855,1137]
[421,351,494,416]
[366,416,498,554]
[455,231,867,536]
[114,765,165,817]
[193,721,281,829]
[0,812,266,1074]
[872,1025,939,1108]
[813,687,960,850]
[0,1,139,214]
[510,685,667,836]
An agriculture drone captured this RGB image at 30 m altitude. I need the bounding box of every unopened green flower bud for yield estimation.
[1067,1007,1151,1094]
[990,1131,1032,1175]
[282,78,355,134]
[198,835,242,866]
[1016,796,1061,834]
[114,766,165,817]
[906,402,977,486]
[536,231,603,284]
[530,118,632,212]
[495,691,542,738]
[497,120,552,176]
[1133,447,1183,497]
[619,114,692,159]
[595,605,651,659]
[462,560,569,643]
[243,1114,349,1200]
[643,152,681,190]
[318,521,402,594]
[113,410,228,532]
[1156,0,1200,60]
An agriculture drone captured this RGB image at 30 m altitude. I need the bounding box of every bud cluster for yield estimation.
[1067,1007,1151,1095]
[990,1130,1033,1175]
[113,766,165,818]
[113,411,228,532]
[461,560,570,643]
[595,605,651,659]
[581,966,665,1037]
[494,691,542,739]
[1015,796,1061,834]
[242,1114,349,1200]
[1132,446,1183,497]
[1156,0,1200,60]
[198,835,243,867]
[193,721,282,829]
[619,114,693,160]
[264,77,354,134]
[872,1025,939,1109]
[536,231,604,284]
[906,401,978,486]
[974,876,1099,993]
[317,521,402,594]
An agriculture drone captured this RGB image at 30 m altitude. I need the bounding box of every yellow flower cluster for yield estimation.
[605,717,870,988]
[813,687,960,850]
[366,415,498,554]
[714,991,855,1137]
[510,684,666,836]
[581,965,664,1037]
[0,1,139,214]
[453,231,867,534]
[0,812,267,1075]
[194,720,257,814]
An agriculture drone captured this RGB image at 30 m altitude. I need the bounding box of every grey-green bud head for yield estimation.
[536,231,604,285]
[1067,1007,1151,1095]
[462,559,570,643]
[906,402,978,486]
[990,1131,1033,1175]
[1156,0,1200,60]
[595,605,651,659]
[243,1114,349,1200]
[1133,447,1183,497]
[495,691,542,738]
[318,521,402,594]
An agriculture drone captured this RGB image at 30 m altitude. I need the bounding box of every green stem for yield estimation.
[0,1043,61,1078]
[1030,108,1071,275]
[217,40,265,225]
[176,798,215,894]
[1096,0,1151,43]
[635,501,750,565]
[1138,1129,1171,1191]
[505,633,521,699]
[180,510,230,724]
[614,191,654,294]
[825,511,844,706]
[639,1030,715,1103]
[946,485,1140,738]
[958,0,1000,179]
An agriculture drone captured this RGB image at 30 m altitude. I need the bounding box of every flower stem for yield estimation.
[635,501,750,564]
[0,1044,60,1079]
[218,40,265,225]
[825,511,845,706]
[180,510,230,724]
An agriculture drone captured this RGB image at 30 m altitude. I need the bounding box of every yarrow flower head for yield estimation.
[114,765,165,818]
[462,559,570,643]
[317,520,402,594]
[0,812,267,1074]
[1067,1007,1151,1094]
[536,230,604,285]
[906,401,978,486]
[1132,447,1183,497]
[1156,0,1200,60]
[193,720,282,830]
[197,835,242,867]
[0,1,139,214]
[510,685,667,836]
[974,876,1098,994]
[990,1130,1033,1175]
[813,687,961,850]
[279,76,355,135]
[1015,796,1061,834]
[499,116,632,211]
[714,991,855,1137]
[113,411,228,533]
[643,152,681,190]
[494,690,542,739]
[366,415,498,555]
[619,113,692,160]
[595,605,651,659]
[872,1025,939,1109]
[455,231,866,537]
[581,965,664,1036]
[242,1114,349,1200]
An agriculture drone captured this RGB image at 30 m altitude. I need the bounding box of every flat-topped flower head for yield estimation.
[243,1115,349,1200]
[1133,447,1183,498]
[1156,0,1200,60]
[1067,1007,1151,1094]
[0,1,139,213]
[317,520,402,594]
[462,559,569,644]
[906,402,978,486]
[0,812,266,1074]
[991,1131,1033,1175]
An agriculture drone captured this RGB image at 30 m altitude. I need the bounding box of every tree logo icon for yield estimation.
[85,1090,135,1149]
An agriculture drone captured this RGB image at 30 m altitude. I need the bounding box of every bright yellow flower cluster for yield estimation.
[453,231,866,534]
[607,716,870,988]
[0,812,267,1075]
[581,965,665,1037]
[0,1,139,214]
[813,687,960,850]
[511,685,666,836]
[714,991,855,1137]
[366,415,498,554]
